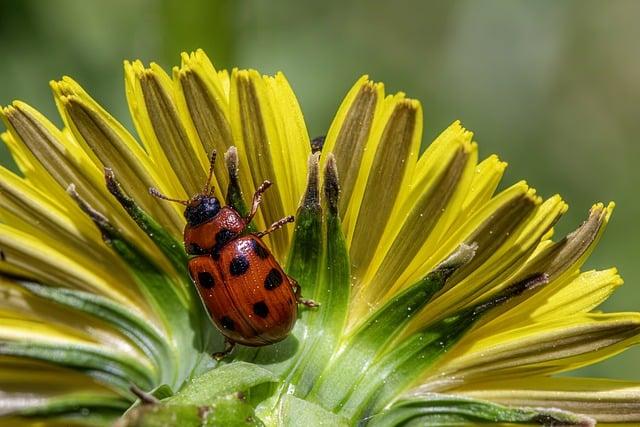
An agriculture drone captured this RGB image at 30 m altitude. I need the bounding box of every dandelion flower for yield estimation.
[0,49,638,426]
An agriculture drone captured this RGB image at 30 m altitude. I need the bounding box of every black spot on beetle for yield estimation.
[264,268,283,290]
[229,255,250,276]
[216,228,235,246]
[251,239,269,259]
[197,271,215,289]
[0,250,5,261]
[212,229,236,259]
[220,316,235,331]
[186,243,207,255]
[253,301,269,318]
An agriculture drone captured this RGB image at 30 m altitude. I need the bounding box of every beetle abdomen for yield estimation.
[216,235,297,344]
[188,255,265,346]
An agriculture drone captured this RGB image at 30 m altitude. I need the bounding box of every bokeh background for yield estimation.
[1,0,638,379]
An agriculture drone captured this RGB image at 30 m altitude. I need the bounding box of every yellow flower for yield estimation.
[0,49,638,426]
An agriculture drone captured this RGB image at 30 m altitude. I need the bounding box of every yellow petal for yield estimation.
[321,76,383,220]
[134,61,208,196]
[428,313,640,389]
[0,280,144,358]
[51,77,183,236]
[228,69,306,258]
[455,376,640,423]
[264,72,311,212]
[352,123,476,317]
[491,268,622,329]
[454,154,507,227]
[0,224,144,308]
[173,50,233,200]
[388,181,539,324]
[1,103,168,267]
[421,195,567,324]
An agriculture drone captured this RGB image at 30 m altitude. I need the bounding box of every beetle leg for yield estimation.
[256,215,295,238]
[246,180,272,223]
[290,277,320,308]
[213,339,236,360]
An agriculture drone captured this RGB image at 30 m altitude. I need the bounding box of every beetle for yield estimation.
[150,150,318,359]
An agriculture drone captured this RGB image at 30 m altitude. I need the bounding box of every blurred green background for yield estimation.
[1,0,638,379]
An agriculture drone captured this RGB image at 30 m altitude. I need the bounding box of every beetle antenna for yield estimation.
[149,187,188,205]
[203,150,217,196]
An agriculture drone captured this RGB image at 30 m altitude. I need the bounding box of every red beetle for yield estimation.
[150,151,317,358]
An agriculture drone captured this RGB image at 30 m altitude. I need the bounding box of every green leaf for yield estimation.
[366,393,595,427]
[308,243,476,412]
[167,362,277,406]
[276,395,348,427]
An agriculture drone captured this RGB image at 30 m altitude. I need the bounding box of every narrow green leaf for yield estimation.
[0,341,155,392]
[308,243,476,411]
[341,274,549,421]
[277,395,348,427]
[367,393,594,427]
[167,362,277,406]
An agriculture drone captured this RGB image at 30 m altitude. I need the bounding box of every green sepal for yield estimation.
[277,395,349,427]
[115,395,263,427]
[286,154,350,396]
[286,153,323,299]
[367,393,594,426]
[18,281,173,378]
[308,243,476,412]
[224,146,253,231]
[0,341,155,393]
[342,274,549,420]
[104,168,189,278]
[167,362,277,406]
